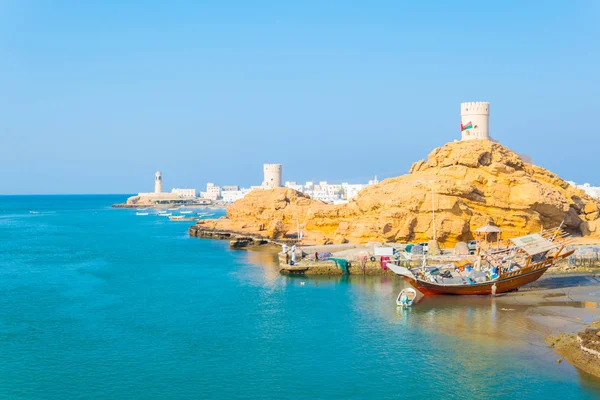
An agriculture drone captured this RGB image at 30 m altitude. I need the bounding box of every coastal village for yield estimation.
[117,164,380,208]
[114,101,600,377]
[9,2,600,397]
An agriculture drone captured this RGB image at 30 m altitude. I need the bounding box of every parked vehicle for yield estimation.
[467,240,477,254]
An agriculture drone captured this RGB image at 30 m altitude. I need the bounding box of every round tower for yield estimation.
[154,171,163,193]
[263,164,282,189]
[460,102,490,141]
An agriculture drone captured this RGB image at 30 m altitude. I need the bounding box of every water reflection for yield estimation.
[240,251,600,392]
[241,250,590,350]
[242,247,281,282]
[277,273,551,345]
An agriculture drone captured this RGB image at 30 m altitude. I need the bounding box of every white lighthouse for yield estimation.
[461,102,490,141]
[154,171,163,193]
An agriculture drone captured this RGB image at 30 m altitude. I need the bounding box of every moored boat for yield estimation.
[396,288,420,306]
[388,232,574,296]
[136,212,149,216]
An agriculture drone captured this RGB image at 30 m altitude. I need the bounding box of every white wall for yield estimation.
[171,188,197,198]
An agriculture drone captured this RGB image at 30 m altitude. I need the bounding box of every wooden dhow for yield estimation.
[388,229,574,296]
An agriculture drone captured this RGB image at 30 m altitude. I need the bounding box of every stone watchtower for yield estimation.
[262,164,282,189]
[461,102,490,141]
[154,171,163,193]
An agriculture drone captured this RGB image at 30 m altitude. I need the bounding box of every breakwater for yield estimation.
[189,222,297,248]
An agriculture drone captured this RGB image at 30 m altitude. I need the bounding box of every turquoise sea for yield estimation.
[1,195,599,399]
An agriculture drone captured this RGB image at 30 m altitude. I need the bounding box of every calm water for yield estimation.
[1,195,599,399]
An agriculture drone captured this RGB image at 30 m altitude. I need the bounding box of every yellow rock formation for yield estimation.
[195,140,600,245]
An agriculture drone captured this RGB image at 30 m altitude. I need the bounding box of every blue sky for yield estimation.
[1,0,598,194]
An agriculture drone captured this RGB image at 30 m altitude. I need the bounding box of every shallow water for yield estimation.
[1,195,600,399]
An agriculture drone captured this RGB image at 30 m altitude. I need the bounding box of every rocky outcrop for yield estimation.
[191,140,600,245]
[547,320,600,379]
[189,220,293,248]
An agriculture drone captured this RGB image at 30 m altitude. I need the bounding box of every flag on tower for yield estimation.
[461,121,473,131]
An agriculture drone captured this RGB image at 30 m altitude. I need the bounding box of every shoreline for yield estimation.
[546,324,600,379]
[445,272,600,378]
[247,239,600,377]
[112,203,227,210]
[182,212,600,378]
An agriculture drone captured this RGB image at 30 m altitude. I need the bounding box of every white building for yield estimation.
[284,181,304,192]
[567,181,600,199]
[285,176,378,203]
[171,188,197,198]
[343,183,367,200]
[307,190,340,203]
[221,189,252,203]
[200,183,222,201]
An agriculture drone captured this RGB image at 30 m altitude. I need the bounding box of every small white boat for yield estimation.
[136,208,148,211]
[396,288,419,307]
[180,210,193,214]
[29,211,40,214]
[167,207,179,211]
[160,213,172,217]
[136,212,149,216]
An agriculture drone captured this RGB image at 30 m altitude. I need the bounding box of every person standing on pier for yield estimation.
[291,244,297,265]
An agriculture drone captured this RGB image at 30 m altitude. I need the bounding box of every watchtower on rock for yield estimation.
[461,102,490,141]
[262,164,282,189]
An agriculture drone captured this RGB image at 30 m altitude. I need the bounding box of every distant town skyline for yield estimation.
[1,1,599,194]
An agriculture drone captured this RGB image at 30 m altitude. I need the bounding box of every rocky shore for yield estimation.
[187,140,600,247]
[546,320,600,379]
[188,221,294,250]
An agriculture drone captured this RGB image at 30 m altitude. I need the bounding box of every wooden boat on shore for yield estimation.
[388,232,574,296]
